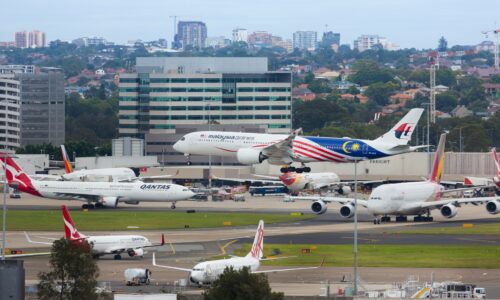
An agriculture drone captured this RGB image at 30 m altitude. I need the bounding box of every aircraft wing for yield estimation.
[253,174,280,180]
[286,195,368,208]
[152,253,191,272]
[118,175,173,183]
[5,252,51,258]
[419,196,500,210]
[261,129,302,163]
[212,176,281,185]
[24,231,54,245]
[253,266,320,274]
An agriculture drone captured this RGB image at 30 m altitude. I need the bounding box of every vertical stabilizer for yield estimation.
[247,220,264,260]
[61,205,86,240]
[61,145,73,174]
[429,133,447,183]
[375,108,424,145]
[493,148,500,176]
[0,153,39,195]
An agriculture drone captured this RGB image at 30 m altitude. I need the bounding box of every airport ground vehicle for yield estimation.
[250,185,288,196]
[124,268,152,286]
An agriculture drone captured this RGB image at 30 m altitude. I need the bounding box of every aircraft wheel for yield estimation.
[114,254,122,260]
[82,204,88,209]
[95,203,103,208]
[304,167,311,173]
[296,168,303,174]
[414,216,422,222]
[88,204,95,209]
[186,160,192,166]
[171,204,176,209]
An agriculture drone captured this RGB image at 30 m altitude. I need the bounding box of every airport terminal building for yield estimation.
[118,57,292,165]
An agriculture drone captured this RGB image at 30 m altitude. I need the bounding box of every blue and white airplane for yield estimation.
[173,108,425,173]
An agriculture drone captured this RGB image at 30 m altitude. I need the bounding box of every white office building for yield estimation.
[293,31,318,50]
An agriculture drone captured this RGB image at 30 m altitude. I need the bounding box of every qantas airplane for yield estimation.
[25,205,163,259]
[288,133,500,223]
[152,220,320,286]
[463,148,500,195]
[173,108,425,173]
[58,145,171,183]
[0,154,194,209]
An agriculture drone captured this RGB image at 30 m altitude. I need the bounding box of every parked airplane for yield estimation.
[59,145,171,182]
[463,148,500,194]
[0,154,194,209]
[25,205,164,259]
[287,133,500,223]
[152,220,320,286]
[173,108,425,173]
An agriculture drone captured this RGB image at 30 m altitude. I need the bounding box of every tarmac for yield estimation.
[4,193,500,297]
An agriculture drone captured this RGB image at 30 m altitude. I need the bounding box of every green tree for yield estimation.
[349,60,394,85]
[364,82,399,106]
[438,36,448,52]
[38,238,108,300]
[293,98,348,132]
[203,267,284,300]
[436,92,458,112]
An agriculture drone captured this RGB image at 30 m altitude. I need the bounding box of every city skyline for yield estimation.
[0,0,498,49]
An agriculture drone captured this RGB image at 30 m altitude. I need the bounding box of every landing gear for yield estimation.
[95,202,103,208]
[395,216,408,222]
[414,215,434,222]
[185,154,192,166]
[114,254,122,260]
[92,254,100,259]
[171,202,176,209]
[381,216,391,222]
[82,203,95,209]
[373,217,381,224]
[280,165,311,173]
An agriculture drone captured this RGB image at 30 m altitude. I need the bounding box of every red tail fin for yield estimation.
[61,205,85,240]
[161,233,165,246]
[247,220,264,260]
[0,153,40,196]
[61,145,73,174]
[493,148,500,176]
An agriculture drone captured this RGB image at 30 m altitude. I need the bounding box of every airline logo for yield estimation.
[140,184,171,190]
[394,123,412,139]
[61,205,83,240]
[492,148,500,188]
[0,154,41,196]
[61,146,73,174]
[279,172,299,186]
[250,221,264,259]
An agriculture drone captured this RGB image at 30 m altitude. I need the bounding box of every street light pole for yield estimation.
[353,159,359,295]
[1,153,14,261]
[207,103,212,190]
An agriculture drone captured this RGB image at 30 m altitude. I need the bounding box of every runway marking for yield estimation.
[220,239,238,255]
[341,236,379,243]
[456,237,498,244]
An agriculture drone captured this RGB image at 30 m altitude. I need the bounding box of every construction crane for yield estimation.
[482,28,500,70]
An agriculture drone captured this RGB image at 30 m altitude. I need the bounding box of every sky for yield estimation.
[0,0,498,49]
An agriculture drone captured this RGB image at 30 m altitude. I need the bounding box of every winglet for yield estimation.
[429,133,447,183]
[152,252,157,266]
[161,234,165,246]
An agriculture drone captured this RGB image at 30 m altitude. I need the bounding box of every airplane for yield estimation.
[58,145,172,183]
[287,133,500,223]
[25,205,164,260]
[152,220,320,286]
[173,108,425,173]
[463,148,500,195]
[213,172,380,195]
[0,154,195,209]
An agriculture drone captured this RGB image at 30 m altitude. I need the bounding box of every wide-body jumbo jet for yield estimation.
[174,108,425,172]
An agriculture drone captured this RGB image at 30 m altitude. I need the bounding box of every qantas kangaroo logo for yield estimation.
[62,206,83,240]
[394,123,412,139]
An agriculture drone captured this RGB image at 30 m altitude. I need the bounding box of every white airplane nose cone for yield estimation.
[173,141,181,152]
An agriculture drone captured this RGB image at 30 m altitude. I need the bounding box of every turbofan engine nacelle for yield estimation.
[236,148,267,165]
[101,196,118,208]
[340,204,355,218]
[486,200,500,214]
[440,204,458,218]
[311,200,327,215]
[337,186,352,195]
[128,248,144,257]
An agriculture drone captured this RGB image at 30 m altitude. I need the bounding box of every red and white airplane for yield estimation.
[0,154,194,209]
[464,148,500,193]
[152,220,320,286]
[25,205,164,260]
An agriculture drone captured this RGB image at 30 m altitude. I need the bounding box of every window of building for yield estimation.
[172,88,187,92]
[171,78,187,83]
[205,78,221,83]
[188,78,204,83]
[150,78,170,83]
[237,87,253,92]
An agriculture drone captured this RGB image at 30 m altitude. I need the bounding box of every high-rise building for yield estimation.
[206,36,231,48]
[247,31,273,48]
[353,35,399,52]
[118,57,292,165]
[0,75,21,151]
[14,31,28,48]
[29,30,46,48]
[293,31,318,50]
[72,36,108,47]
[321,32,340,48]
[232,28,248,43]
[0,65,35,74]
[16,72,65,146]
[173,21,207,50]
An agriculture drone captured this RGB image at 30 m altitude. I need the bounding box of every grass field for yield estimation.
[397,222,500,235]
[233,244,500,269]
[0,210,313,231]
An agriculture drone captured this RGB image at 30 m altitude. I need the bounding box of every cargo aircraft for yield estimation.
[288,133,500,223]
[0,154,194,209]
[173,108,425,173]
[25,205,164,259]
[152,220,320,286]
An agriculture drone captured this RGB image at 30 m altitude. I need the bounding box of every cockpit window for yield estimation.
[182,189,188,192]
[180,137,186,141]
[369,197,382,201]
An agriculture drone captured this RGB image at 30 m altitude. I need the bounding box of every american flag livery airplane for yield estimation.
[173,108,425,172]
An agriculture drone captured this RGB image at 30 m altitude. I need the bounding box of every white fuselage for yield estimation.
[31,180,195,203]
[189,256,260,284]
[86,235,151,255]
[281,172,340,193]
[62,168,136,182]
[367,181,443,216]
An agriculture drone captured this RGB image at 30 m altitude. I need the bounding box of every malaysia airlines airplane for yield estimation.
[288,133,500,223]
[152,220,320,286]
[25,205,163,259]
[58,145,171,183]
[173,108,425,173]
[0,154,194,209]
[463,148,500,194]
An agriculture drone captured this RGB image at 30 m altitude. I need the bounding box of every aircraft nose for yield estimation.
[173,140,181,152]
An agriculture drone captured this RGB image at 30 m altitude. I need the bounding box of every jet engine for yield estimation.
[337,186,352,195]
[101,196,119,208]
[311,200,327,215]
[486,200,500,214]
[128,248,144,257]
[340,204,355,218]
[440,204,458,218]
[236,148,267,165]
